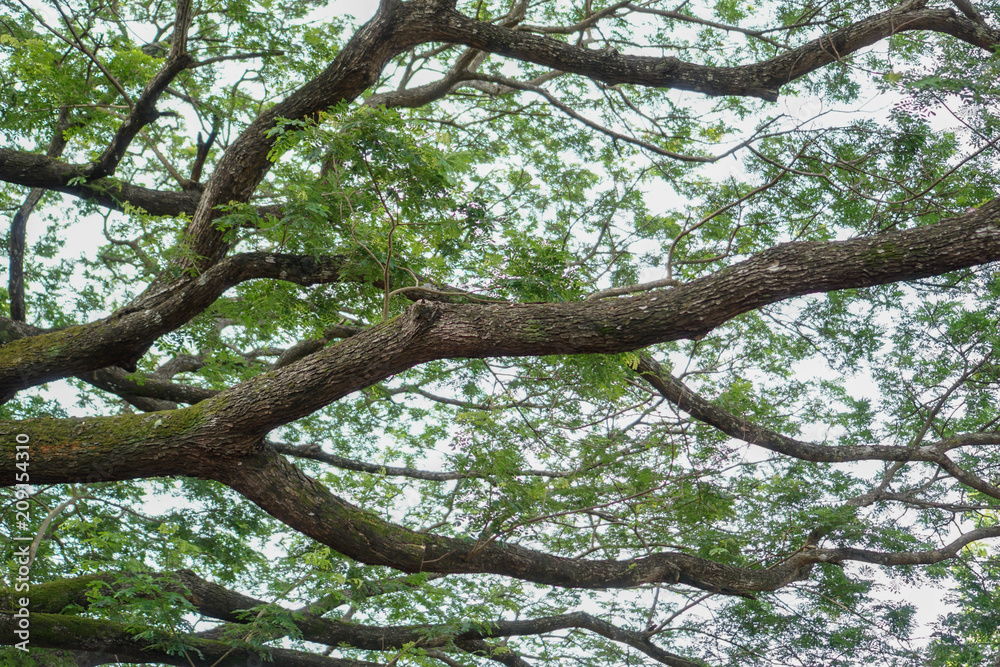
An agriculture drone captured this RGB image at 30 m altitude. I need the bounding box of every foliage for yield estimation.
[2,0,1000,666]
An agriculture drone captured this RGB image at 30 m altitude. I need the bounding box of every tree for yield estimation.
[2,0,1000,663]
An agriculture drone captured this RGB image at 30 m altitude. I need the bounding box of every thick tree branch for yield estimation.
[202,204,1000,436]
[9,194,41,321]
[0,417,811,596]
[15,571,703,666]
[0,612,380,667]
[427,0,1000,102]
[0,147,205,216]
[0,317,214,408]
[214,448,809,598]
[0,250,355,391]
[8,420,993,598]
[2,202,999,407]
[7,368,1000,605]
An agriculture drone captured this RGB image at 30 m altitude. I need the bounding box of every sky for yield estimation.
[330,0,377,22]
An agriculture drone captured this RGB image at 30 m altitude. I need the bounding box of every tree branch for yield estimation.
[88,0,195,178]
[271,440,572,480]
[16,570,704,666]
[0,250,356,391]
[2,199,999,412]
[202,203,1000,436]
[0,611,380,667]
[8,107,72,321]
[0,147,206,216]
[427,0,1000,102]
[634,353,1000,498]
[6,402,999,599]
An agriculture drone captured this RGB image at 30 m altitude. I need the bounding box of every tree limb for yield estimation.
[428,0,1000,102]
[0,250,356,389]
[13,570,705,666]
[88,0,195,179]
[0,612,380,667]
[634,353,1000,498]
[8,107,72,321]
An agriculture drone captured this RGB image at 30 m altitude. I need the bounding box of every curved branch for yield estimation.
[364,47,486,109]
[815,525,1000,566]
[88,0,195,178]
[19,570,704,666]
[634,353,1000,498]
[167,0,997,286]
[203,203,1000,436]
[8,108,72,322]
[0,250,355,392]
[0,414,811,596]
[428,0,1000,102]
[2,196,998,407]
[9,190,43,321]
[199,452,1000,597]
[80,365,218,406]
[5,408,999,599]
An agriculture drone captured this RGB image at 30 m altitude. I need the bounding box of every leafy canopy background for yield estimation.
[2,0,1000,665]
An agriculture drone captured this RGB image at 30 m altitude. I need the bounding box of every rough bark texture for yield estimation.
[0,202,998,399]
[429,0,1000,101]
